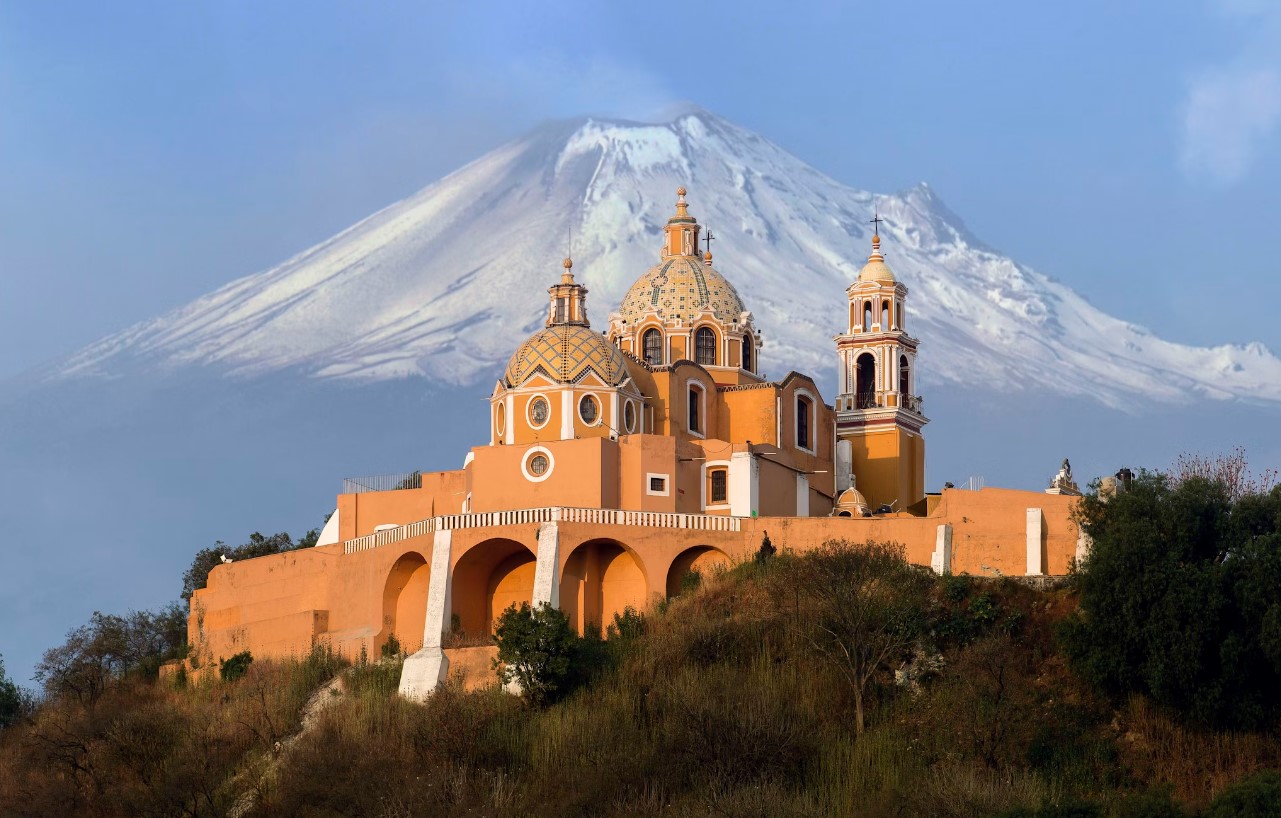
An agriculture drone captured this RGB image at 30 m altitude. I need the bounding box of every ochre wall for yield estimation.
[188,487,1080,677]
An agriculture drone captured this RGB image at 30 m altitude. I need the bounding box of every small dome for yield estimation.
[505,324,628,387]
[836,487,870,516]
[617,256,746,326]
[857,235,896,283]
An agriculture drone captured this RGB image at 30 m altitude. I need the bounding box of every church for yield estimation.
[185,189,1084,697]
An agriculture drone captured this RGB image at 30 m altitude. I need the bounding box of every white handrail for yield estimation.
[342,506,742,553]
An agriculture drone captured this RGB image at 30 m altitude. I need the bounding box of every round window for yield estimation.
[495,403,505,434]
[529,454,549,476]
[529,397,549,426]
[623,401,636,433]
[579,395,598,425]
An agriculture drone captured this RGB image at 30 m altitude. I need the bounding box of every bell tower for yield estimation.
[833,225,927,513]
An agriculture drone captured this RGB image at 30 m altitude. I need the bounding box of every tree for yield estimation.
[790,540,929,734]
[1063,469,1281,728]
[493,603,578,707]
[0,654,30,728]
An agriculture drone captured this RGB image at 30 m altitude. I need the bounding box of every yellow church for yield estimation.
[186,189,1084,697]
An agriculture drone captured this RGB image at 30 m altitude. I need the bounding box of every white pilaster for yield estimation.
[504,394,515,442]
[532,519,561,609]
[796,474,810,517]
[835,440,852,492]
[1026,508,1045,576]
[729,451,759,517]
[931,524,953,575]
[560,390,574,440]
[398,527,454,701]
[609,392,619,437]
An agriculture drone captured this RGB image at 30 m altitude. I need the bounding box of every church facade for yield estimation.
[185,189,1084,696]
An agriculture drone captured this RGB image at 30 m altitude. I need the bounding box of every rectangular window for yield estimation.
[555,297,568,323]
[689,386,701,434]
[650,476,666,493]
[710,469,727,504]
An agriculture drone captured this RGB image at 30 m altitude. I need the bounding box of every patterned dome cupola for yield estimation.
[492,256,645,450]
[608,187,761,380]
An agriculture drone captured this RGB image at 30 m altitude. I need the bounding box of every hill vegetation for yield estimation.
[2,456,1280,817]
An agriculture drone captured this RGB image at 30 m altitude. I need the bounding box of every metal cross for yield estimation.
[869,212,884,237]
[703,229,715,253]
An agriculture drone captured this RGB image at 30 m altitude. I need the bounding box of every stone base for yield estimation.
[398,647,449,701]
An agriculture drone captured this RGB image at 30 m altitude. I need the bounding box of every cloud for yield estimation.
[1178,2,1281,184]
[1180,66,1281,183]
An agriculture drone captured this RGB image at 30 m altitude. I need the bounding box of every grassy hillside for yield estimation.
[2,540,1279,817]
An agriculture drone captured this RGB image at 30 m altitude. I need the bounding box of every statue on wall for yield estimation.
[1048,458,1081,495]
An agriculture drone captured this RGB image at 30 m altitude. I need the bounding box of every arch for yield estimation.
[560,539,648,637]
[642,328,663,366]
[451,538,537,638]
[666,545,730,598]
[380,551,431,655]
[795,389,815,451]
[856,352,877,407]
[881,300,890,329]
[741,334,753,372]
[695,326,717,366]
[899,354,910,396]
[688,381,705,436]
[863,302,873,332]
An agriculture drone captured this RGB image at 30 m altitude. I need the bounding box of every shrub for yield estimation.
[219,651,253,682]
[1205,770,1281,818]
[494,603,578,707]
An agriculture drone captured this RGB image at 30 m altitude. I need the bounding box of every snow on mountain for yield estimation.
[48,109,1281,408]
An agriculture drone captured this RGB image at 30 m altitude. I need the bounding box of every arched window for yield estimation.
[897,300,905,330]
[688,384,703,434]
[695,327,717,366]
[863,302,873,332]
[882,300,890,329]
[741,335,753,372]
[643,329,662,366]
[797,395,812,450]
[856,353,877,408]
[899,354,910,396]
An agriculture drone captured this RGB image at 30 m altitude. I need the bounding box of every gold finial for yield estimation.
[560,256,575,284]
[676,186,687,197]
[674,186,690,218]
[563,257,573,269]
[703,250,713,265]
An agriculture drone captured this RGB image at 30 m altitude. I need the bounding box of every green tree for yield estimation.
[790,539,929,734]
[1206,770,1281,818]
[0,654,28,728]
[1063,469,1281,728]
[493,602,578,707]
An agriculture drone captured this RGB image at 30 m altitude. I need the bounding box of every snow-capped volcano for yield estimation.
[49,109,1281,408]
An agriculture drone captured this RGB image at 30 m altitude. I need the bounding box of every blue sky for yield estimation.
[2,1,1280,380]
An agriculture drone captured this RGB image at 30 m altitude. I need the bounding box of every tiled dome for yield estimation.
[857,234,897,283]
[617,257,746,327]
[505,324,628,387]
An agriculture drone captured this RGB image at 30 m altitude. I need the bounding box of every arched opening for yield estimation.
[863,302,873,332]
[838,510,853,517]
[797,394,812,450]
[643,328,662,366]
[899,354,910,397]
[856,353,877,408]
[688,383,704,434]
[451,538,537,638]
[560,540,648,636]
[666,545,730,598]
[741,334,753,372]
[695,327,717,366]
[380,551,431,655]
[881,300,890,329]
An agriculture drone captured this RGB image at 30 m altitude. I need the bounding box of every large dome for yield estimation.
[617,256,746,327]
[857,235,897,283]
[504,324,629,387]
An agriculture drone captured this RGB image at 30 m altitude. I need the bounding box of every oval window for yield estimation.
[623,401,636,433]
[529,454,549,476]
[529,397,549,426]
[495,402,505,434]
[579,395,598,425]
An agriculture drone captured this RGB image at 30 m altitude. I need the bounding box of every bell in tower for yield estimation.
[833,220,928,513]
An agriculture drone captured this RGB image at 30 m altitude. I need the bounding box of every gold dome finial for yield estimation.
[677,186,687,197]
[563,257,573,269]
[560,256,575,284]
[674,186,690,218]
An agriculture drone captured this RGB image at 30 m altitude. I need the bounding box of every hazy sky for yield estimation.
[2,0,1280,380]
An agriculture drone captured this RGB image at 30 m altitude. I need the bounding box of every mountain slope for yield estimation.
[47,109,1281,408]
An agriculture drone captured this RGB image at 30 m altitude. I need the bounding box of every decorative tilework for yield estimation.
[618,257,746,326]
[505,324,628,387]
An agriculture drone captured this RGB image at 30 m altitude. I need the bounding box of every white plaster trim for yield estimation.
[374,524,400,532]
[1026,508,1045,576]
[398,528,453,701]
[623,400,638,434]
[700,459,731,510]
[526,392,551,430]
[796,474,810,516]
[560,390,574,440]
[532,521,561,609]
[931,524,953,576]
[315,508,340,546]
[522,446,555,483]
[462,451,475,469]
[646,472,671,496]
[504,394,515,443]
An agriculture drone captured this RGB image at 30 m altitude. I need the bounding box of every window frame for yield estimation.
[578,392,601,426]
[521,446,556,483]
[695,326,718,367]
[642,327,663,366]
[687,382,706,438]
[527,394,551,429]
[794,388,816,454]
